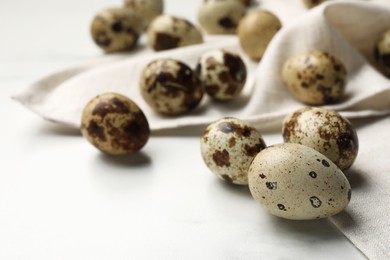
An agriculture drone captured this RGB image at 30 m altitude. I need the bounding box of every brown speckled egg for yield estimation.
[197,0,246,35]
[80,93,150,155]
[196,49,247,101]
[303,0,326,8]
[248,143,351,220]
[374,29,390,78]
[200,117,266,185]
[91,7,143,53]
[123,0,163,29]
[237,10,282,60]
[282,51,347,105]
[140,58,204,115]
[148,15,203,51]
[282,107,358,171]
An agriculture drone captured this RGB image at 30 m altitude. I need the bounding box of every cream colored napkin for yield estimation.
[13,0,390,132]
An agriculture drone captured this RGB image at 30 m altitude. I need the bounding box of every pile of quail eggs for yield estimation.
[81,0,389,221]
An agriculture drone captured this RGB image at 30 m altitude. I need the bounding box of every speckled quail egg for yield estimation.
[282,51,347,105]
[147,15,203,51]
[248,143,351,220]
[195,49,247,101]
[90,7,143,53]
[303,0,326,8]
[282,107,358,171]
[237,10,282,60]
[123,0,163,29]
[197,0,246,35]
[374,29,390,78]
[140,58,204,115]
[81,93,150,155]
[201,117,267,185]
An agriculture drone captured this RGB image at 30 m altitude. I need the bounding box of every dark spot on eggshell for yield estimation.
[217,121,252,137]
[225,84,238,96]
[228,137,236,148]
[154,33,180,51]
[204,84,219,97]
[219,17,236,29]
[266,182,277,190]
[244,143,264,157]
[223,52,247,83]
[309,171,317,178]
[277,204,286,211]
[259,173,266,179]
[310,196,322,208]
[86,120,106,142]
[322,159,330,167]
[282,110,303,141]
[212,149,231,167]
[111,21,123,33]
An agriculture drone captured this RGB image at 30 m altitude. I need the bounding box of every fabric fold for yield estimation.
[13,1,390,132]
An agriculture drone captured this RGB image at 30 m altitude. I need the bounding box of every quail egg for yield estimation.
[248,143,351,220]
[90,7,143,53]
[282,107,358,171]
[81,93,150,155]
[237,10,282,60]
[197,0,246,35]
[196,49,247,101]
[123,0,163,29]
[148,15,203,51]
[282,51,347,105]
[201,117,266,185]
[140,58,204,115]
[374,29,390,78]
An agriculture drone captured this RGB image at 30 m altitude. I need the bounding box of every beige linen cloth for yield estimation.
[13,0,390,259]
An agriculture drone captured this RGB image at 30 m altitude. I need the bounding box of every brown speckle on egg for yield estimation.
[201,117,266,185]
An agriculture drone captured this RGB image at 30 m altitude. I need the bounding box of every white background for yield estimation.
[0,0,367,259]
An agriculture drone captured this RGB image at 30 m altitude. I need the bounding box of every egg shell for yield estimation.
[303,0,326,8]
[201,117,266,185]
[282,107,359,171]
[123,0,163,29]
[374,29,390,78]
[237,10,281,60]
[197,0,246,35]
[80,93,150,155]
[282,51,347,105]
[248,143,351,220]
[195,49,247,101]
[140,58,204,115]
[90,7,143,53]
[148,15,203,51]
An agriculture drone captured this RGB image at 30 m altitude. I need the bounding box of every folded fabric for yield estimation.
[13,0,390,132]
